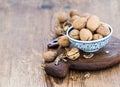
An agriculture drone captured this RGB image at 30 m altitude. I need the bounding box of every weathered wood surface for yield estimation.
[0,0,120,87]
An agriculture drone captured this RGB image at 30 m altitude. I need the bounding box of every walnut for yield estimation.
[66,48,80,60]
[43,51,57,62]
[70,10,79,17]
[72,17,87,30]
[93,34,103,40]
[70,15,80,23]
[55,22,63,28]
[58,36,70,47]
[79,28,93,41]
[81,13,91,19]
[58,12,68,23]
[63,22,71,32]
[55,26,64,36]
[69,29,80,40]
[96,23,110,36]
[87,15,100,31]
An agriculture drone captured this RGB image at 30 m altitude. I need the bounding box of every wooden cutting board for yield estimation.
[45,36,120,78]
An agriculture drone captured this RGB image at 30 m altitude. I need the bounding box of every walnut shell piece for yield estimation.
[43,51,57,62]
[72,17,87,30]
[69,29,80,40]
[87,15,100,31]
[63,22,71,32]
[66,48,80,60]
[83,53,94,59]
[96,23,110,36]
[58,12,68,23]
[79,28,93,41]
[63,25,69,32]
[58,36,70,47]
[93,34,103,40]
[70,10,79,17]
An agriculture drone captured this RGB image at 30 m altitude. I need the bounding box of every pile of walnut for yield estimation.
[70,14,110,41]
[56,10,110,41]
[43,9,110,62]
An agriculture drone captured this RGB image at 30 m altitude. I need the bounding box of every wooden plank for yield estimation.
[45,36,120,78]
[0,0,120,87]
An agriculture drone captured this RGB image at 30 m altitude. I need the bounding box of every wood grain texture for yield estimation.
[45,37,120,78]
[0,0,120,87]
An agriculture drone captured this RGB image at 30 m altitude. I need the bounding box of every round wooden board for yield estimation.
[45,36,120,78]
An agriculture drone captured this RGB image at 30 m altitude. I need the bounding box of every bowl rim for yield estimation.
[66,23,113,43]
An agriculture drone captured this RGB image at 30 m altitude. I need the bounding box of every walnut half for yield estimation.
[66,48,80,60]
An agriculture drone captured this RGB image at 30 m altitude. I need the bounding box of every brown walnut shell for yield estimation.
[43,51,57,62]
[69,29,80,40]
[96,23,110,36]
[87,15,100,31]
[79,28,93,41]
[70,10,79,17]
[93,34,103,40]
[58,12,68,23]
[70,15,80,23]
[58,36,70,47]
[72,17,87,30]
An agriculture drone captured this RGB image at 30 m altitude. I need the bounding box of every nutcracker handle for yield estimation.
[47,38,59,48]
[45,61,69,78]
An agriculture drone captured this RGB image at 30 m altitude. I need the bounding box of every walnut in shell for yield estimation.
[81,13,91,19]
[69,29,80,40]
[93,34,103,40]
[70,15,80,23]
[55,21,63,28]
[87,15,100,31]
[72,17,87,30]
[58,36,70,47]
[58,12,68,23]
[70,10,79,17]
[55,26,64,36]
[66,48,80,60]
[96,23,110,36]
[43,51,57,62]
[79,28,93,41]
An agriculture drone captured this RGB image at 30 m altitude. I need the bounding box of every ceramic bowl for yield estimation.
[66,23,113,52]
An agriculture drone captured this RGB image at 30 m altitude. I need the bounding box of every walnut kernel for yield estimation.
[67,48,80,60]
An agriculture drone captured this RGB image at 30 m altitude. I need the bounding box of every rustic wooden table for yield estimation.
[0,0,120,87]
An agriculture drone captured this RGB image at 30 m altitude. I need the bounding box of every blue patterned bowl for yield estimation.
[66,23,113,52]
